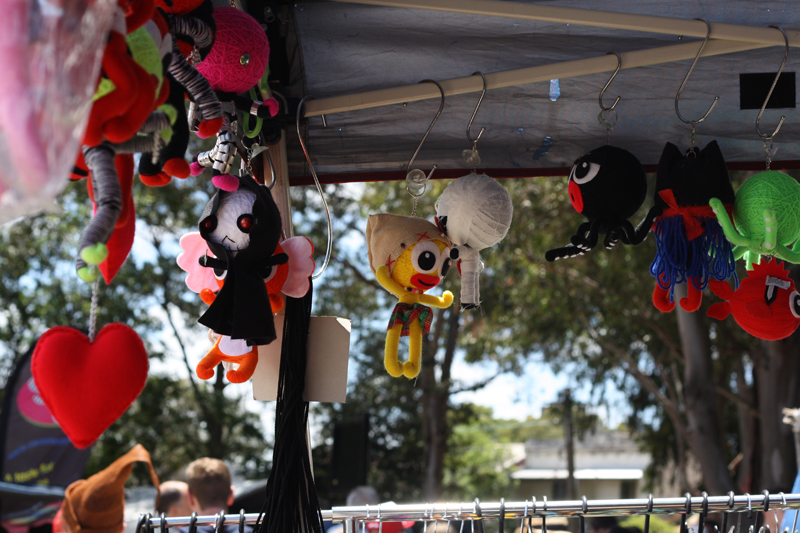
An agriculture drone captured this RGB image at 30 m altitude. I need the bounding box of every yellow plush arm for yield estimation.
[376,265,406,298]
[420,290,454,309]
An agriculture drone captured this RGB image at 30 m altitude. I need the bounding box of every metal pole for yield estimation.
[303,38,763,117]
[326,0,800,48]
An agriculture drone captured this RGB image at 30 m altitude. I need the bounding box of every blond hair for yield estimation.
[185,458,232,509]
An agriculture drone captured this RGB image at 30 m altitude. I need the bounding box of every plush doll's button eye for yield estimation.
[790,291,800,318]
[411,241,440,273]
[240,53,251,66]
[201,216,217,232]
[441,257,452,277]
[237,214,254,232]
[573,162,601,185]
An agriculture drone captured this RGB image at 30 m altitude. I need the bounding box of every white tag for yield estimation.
[767,276,791,290]
[252,316,351,403]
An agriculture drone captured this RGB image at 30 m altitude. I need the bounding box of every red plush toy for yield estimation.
[707,258,800,340]
[83,0,162,147]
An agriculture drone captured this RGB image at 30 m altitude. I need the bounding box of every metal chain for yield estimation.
[88,278,99,342]
[765,138,774,171]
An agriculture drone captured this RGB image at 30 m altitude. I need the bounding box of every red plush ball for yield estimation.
[197,7,269,94]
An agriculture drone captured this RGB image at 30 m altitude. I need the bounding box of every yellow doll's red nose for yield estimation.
[411,273,440,290]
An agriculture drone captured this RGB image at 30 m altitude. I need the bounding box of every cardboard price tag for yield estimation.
[252,316,350,403]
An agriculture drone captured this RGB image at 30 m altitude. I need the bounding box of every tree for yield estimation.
[308,169,800,500]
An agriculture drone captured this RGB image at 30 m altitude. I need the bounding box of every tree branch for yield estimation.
[584,320,692,443]
[342,258,382,291]
[715,385,760,418]
[451,369,504,395]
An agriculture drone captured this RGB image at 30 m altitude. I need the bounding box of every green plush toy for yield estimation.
[710,170,800,270]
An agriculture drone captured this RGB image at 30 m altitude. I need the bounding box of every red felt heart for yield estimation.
[31,324,148,449]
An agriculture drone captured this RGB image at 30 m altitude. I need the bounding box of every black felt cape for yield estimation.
[197,175,285,345]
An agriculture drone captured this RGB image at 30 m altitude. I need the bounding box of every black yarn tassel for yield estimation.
[255,279,324,533]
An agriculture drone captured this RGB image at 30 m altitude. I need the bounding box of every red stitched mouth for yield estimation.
[411,273,440,290]
[569,180,584,213]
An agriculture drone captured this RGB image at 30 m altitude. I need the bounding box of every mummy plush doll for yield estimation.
[435,173,513,309]
[192,173,286,382]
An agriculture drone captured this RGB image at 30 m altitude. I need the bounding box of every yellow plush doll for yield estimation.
[366,214,454,378]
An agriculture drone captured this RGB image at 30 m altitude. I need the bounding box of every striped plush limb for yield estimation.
[77,145,122,282]
[168,40,222,137]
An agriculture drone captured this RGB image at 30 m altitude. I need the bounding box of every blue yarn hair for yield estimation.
[650,214,738,302]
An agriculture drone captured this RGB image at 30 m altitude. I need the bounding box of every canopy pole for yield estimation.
[304,38,764,117]
[327,0,800,48]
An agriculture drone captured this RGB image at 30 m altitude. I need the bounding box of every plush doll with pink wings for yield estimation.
[177,231,315,383]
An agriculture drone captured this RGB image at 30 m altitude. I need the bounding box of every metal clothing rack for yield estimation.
[138,492,800,531]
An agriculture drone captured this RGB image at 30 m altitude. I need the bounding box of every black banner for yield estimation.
[0,337,92,533]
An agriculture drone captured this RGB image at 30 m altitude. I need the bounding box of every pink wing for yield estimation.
[177,232,218,293]
[281,237,315,298]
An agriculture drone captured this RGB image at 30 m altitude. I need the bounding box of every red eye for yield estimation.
[200,216,217,232]
[237,214,253,232]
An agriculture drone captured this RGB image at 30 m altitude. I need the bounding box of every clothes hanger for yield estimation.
[598,52,621,145]
[463,71,487,171]
[755,26,789,171]
[679,493,692,533]
[580,496,588,533]
[499,498,506,533]
[644,494,653,533]
[674,19,720,154]
[406,79,445,216]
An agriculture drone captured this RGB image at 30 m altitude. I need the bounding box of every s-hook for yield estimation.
[137,513,152,533]
[296,96,333,279]
[598,52,622,145]
[675,19,720,154]
[161,513,169,533]
[521,500,532,533]
[406,79,446,216]
[239,509,246,533]
[463,71,487,171]
[474,498,483,533]
[756,26,790,171]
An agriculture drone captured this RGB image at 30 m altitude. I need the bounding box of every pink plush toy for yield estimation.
[196,7,279,119]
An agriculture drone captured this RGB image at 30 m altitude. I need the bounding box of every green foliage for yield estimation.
[620,515,678,533]
[443,404,517,500]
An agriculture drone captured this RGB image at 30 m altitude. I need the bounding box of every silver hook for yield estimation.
[459,503,465,533]
[580,496,588,533]
[466,72,487,143]
[599,52,622,112]
[406,80,445,214]
[756,26,789,141]
[675,19,720,127]
[296,96,333,280]
[644,494,653,533]
[378,504,383,533]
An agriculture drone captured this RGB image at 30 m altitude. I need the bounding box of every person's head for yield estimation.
[346,486,380,506]
[185,458,234,514]
[59,444,159,533]
[590,517,619,533]
[157,481,192,518]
